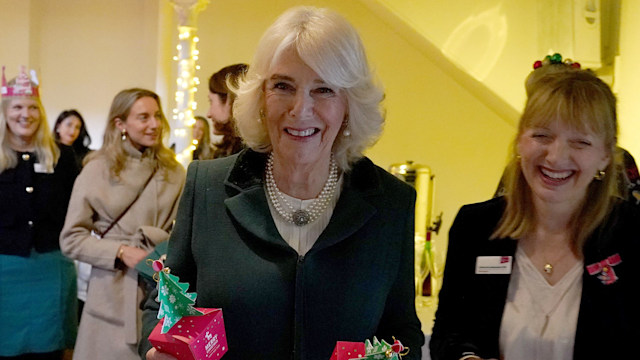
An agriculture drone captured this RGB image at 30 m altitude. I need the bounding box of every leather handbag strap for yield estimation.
[95,167,157,239]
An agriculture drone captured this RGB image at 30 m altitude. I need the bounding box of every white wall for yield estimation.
[616,0,640,161]
[0,0,164,149]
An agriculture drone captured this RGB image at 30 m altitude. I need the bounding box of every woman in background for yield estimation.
[60,88,185,360]
[53,109,92,169]
[0,66,79,359]
[207,63,248,158]
[431,64,640,359]
[191,115,215,160]
[53,109,94,322]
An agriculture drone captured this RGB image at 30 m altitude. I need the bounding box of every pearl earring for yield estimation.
[342,115,350,137]
[121,130,127,141]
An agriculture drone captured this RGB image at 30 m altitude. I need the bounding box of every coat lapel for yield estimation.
[224,186,291,252]
[312,185,376,252]
[312,158,381,252]
[222,150,291,252]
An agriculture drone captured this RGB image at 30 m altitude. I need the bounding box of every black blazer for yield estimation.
[430,197,640,360]
[0,145,78,256]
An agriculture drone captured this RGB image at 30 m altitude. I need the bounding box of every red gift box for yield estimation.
[330,341,366,360]
[148,308,227,360]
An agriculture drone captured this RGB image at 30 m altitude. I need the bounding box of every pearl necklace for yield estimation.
[265,152,339,226]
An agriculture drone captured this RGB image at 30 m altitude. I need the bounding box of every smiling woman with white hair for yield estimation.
[140,6,424,360]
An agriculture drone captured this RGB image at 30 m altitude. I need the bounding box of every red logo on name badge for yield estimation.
[500,256,510,264]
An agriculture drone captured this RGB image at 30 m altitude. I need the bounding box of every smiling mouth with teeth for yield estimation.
[286,128,318,137]
[541,167,573,180]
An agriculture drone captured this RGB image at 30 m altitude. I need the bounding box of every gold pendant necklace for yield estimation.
[543,247,573,275]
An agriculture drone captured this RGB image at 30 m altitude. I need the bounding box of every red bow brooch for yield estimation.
[586,253,622,285]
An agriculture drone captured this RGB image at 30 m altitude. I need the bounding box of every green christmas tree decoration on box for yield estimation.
[153,260,204,333]
[360,337,399,360]
[330,336,408,360]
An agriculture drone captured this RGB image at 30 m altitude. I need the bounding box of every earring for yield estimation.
[342,115,351,137]
[121,130,127,141]
[258,109,265,123]
[594,170,605,180]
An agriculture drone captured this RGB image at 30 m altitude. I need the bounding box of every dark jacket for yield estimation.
[0,144,78,256]
[430,197,640,360]
[140,149,424,360]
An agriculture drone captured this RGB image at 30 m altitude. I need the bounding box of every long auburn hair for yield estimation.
[209,64,247,158]
[85,88,178,178]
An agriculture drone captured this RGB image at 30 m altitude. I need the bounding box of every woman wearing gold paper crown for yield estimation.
[0,66,79,358]
[140,6,424,360]
[60,88,185,360]
[430,56,640,360]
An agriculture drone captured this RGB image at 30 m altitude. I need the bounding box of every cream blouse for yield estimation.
[266,175,343,255]
[499,246,583,360]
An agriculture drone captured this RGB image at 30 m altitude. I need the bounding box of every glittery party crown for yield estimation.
[1,65,40,98]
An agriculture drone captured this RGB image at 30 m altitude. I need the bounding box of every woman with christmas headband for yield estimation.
[431,55,640,359]
[0,66,80,358]
[59,88,185,359]
[140,6,424,360]
[493,54,640,202]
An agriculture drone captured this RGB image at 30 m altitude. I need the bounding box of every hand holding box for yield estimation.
[147,260,228,360]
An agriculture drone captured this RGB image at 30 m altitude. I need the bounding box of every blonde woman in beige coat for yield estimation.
[60,88,185,360]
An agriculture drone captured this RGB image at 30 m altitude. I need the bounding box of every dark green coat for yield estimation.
[140,149,424,360]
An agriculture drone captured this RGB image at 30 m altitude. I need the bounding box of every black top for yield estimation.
[0,144,79,256]
[72,145,91,169]
[430,197,640,360]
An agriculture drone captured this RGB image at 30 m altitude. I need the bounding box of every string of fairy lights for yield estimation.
[172,25,201,166]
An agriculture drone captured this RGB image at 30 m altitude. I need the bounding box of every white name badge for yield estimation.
[34,163,53,174]
[475,256,512,274]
